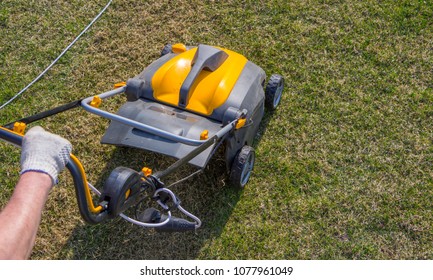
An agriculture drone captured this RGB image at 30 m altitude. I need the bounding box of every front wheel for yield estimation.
[229,145,255,189]
[265,74,284,111]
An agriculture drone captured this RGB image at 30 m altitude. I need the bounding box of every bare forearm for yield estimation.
[0,172,52,259]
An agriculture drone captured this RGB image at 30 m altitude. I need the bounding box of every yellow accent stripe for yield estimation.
[69,154,104,214]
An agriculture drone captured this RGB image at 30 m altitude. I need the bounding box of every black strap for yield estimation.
[3,99,82,129]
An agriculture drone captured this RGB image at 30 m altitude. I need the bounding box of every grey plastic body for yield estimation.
[101,44,266,170]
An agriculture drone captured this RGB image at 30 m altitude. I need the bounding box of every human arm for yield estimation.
[0,172,52,259]
[0,126,71,259]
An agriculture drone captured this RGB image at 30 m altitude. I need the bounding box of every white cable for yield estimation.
[179,205,202,229]
[87,181,202,229]
[0,0,113,110]
[154,188,202,228]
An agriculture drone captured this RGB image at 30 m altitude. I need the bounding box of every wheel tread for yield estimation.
[229,145,255,189]
[265,74,284,110]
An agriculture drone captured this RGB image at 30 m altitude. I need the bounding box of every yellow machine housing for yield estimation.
[151,46,248,116]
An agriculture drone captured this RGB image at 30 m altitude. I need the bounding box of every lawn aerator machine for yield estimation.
[0,43,284,232]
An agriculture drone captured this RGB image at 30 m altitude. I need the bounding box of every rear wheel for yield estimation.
[229,145,255,189]
[160,44,172,57]
[265,74,284,111]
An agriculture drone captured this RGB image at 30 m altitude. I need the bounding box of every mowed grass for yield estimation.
[0,0,433,259]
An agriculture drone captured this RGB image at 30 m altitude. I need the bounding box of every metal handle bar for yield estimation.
[81,86,236,146]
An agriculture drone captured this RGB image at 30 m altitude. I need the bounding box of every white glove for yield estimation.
[20,126,72,185]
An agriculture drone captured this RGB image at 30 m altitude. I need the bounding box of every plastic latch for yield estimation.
[90,96,102,108]
[200,130,209,140]
[13,122,26,135]
[172,43,187,53]
[235,118,246,129]
[141,167,152,177]
[114,81,126,89]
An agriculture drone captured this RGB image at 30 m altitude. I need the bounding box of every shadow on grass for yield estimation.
[59,108,277,259]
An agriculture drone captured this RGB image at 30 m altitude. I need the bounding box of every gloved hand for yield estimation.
[20,126,72,185]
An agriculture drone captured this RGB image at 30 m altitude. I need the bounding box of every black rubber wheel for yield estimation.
[160,44,172,57]
[229,145,255,189]
[265,74,284,111]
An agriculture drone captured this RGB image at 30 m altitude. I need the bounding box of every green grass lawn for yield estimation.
[0,0,432,259]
